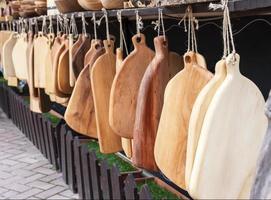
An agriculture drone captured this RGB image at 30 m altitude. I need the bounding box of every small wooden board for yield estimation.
[109,34,155,139]
[154,51,213,189]
[91,40,122,154]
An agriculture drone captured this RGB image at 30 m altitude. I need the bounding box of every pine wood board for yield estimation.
[65,40,104,138]
[45,34,55,96]
[154,51,213,189]
[0,31,12,67]
[185,59,227,188]
[132,36,183,171]
[189,53,268,199]
[109,34,155,139]
[91,40,122,154]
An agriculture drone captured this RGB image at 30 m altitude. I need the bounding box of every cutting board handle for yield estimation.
[184,51,197,66]
[103,39,114,53]
[154,36,168,56]
[132,33,146,48]
[226,53,241,75]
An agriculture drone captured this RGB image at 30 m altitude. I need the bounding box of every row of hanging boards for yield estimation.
[0,2,269,199]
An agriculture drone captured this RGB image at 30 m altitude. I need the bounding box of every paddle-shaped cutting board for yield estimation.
[45,34,55,96]
[65,40,104,138]
[154,51,213,189]
[0,31,12,67]
[185,59,227,188]
[33,32,50,88]
[12,33,29,80]
[109,34,155,139]
[72,35,91,79]
[189,53,268,199]
[132,36,183,171]
[250,91,271,199]
[69,34,83,87]
[2,32,17,79]
[58,38,73,94]
[91,40,122,154]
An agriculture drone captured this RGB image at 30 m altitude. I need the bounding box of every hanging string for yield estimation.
[57,15,62,35]
[41,16,47,35]
[117,10,129,54]
[28,19,32,34]
[92,12,98,42]
[98,9,110,42]
[135,10,143,37]
[34,18,38,35]
[48,15,54,34]
[187,7,191,52]
[63,15,69,35]
[80,13,88,37]
[69,14,78,37]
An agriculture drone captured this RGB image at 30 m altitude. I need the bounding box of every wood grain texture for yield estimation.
[250,91,271,199]
[2,32,17,79]
[33,33,50,88]
[77,0,103,10]
[72,35,91,79]
[65,40,104,138]
[69,35,83,87]
[185,59,227,188]
[58,38,73,94]
[154,51,213,189]
[91,40,122,154]
[109,34,155,139]
[0,31,12,68]
[12,33,28,80]
[189,53,268,199]
[132,36,183,171]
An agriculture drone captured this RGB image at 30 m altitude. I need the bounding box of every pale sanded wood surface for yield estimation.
[185,59,227,188]
[154,51,213,189]
[33,33,50,88]
[58,38,73,94]
[65,40,104,138]
[91,40,122,154]
[12,33,29,80]
[45,34,55,96]
[250,91,271,199]
[109,34,155,139]
[0,31,12,67]
[2,32,17,79]
[69,34,82,87]
[132,36,183,171]
[189,53,268,199]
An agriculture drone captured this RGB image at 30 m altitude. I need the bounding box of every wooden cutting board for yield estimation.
[91,40,122,154]
[33,32,50,88]
[0,31,12,67]
[185,59,227,188]
[109,34,155,139]
[250,91,271,199]
[72,35,91,79]
[65,39,104,138]
[12,33,29,80]
[154,51,213,189]
[58,38,73,94]
[189,53,268,199]
[132,36,183,171]
[2,32,17,79]
[69,34,83,87]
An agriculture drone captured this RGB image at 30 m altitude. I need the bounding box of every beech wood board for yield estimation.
[189,53,268,199]
[185,59,227,188]
[65,40,104,138]
[154,51,213,189]
[132,36,183,171]
[109,34,155,139]
[91,40,122,154]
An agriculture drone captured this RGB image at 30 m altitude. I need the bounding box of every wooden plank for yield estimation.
[61,124,68,183]
[124,174,138,200]
[47,123,59,170]
[110,165,123,200]
[89,151,102,199]
[42,119,52,162]
[81,144,93,200]
[139,185,152,200]
[100,160,112,200]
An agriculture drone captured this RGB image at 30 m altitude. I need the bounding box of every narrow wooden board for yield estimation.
[12,33,28,80]
[65,39,104,138]
[154,51,213,189]
[250,91,271,199]
[45,34,55,96]
[132,36,183,171]
[2,32,17,79]
[91,40,122,154]
[185,59,227,188]
[109,34,155,139]
[58,38,73,94]
[0,31,12,67]
[33,32,50,88]
[189,53,268,199]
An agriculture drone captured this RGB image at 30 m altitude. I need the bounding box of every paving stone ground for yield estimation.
[0,109,78,199]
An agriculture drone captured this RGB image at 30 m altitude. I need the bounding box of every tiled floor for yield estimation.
[0,109,78,199]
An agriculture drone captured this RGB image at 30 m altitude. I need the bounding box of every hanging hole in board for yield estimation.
[162,40,168,47]
[136,36,141,43]
[94,44,100,50]
[185,55,192,64]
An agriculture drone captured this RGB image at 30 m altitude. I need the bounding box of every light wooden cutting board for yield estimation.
[185,59,227,188]
[45,33,55,96]
[65,39,104,138]
[109,34,155,139]
[132,36,183,171]
[33,32,50,88]
[250,91,271,199]
[154,51,213,189]
[91,40,122,154]
[189,53,268,199]
[12,33,29,80]
[0,31,12,67]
